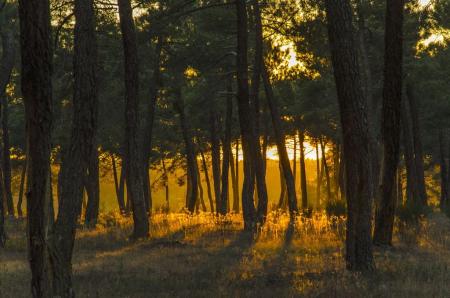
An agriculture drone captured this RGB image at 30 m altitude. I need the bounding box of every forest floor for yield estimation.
[2,211,450,297]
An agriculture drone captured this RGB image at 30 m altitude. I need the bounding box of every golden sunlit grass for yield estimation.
[2,211,450,297]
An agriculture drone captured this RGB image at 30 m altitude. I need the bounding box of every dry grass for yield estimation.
[1,211,450,297]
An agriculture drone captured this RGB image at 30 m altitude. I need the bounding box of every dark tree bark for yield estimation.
[325,0,374,271]
[84,147,100,227]
[142,35,164,215]
[52,0,99,294]
[293,134,297,191]
[230,142,239,213]
[174,87,198,213]
[18,0,54,294]
[161,158,169,211]
[195,159,207,212]
[320,138,332,203]
[299,130,308,209]
[406,82,427,206]
[219,79,233,215]
[262,66,298,215]
[112,154,126,212]
[277,162,287,209]
[374,0,404,246]
[439,130,448,209]
[234,140,240,212]
[236,0,256,230]
[210,108,221,213]
[251,0,270,224]
[17,156,27,218]
[118,0,149,238]
[0,28,15,218]
[315,142,322,205]
[199,149,214,213]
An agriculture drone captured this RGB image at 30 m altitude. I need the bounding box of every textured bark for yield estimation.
[199,149,214,213]
[374,0,404,246]
[118,0,149,238]
[52,0,99,294]
[406,82,427,206]
[84,147,100,227]
[439,130,448,209]
[18,0,54,294]
[325,0,374,271]
[142,35,164,214]
[236,0,256,230]
[174,88,198,213]
[299,131,308,209]
[210,109,221,212]
[0,28,15,217]
[219,79,233,215]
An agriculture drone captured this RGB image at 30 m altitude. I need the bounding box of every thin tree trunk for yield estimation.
[406,82,427,206]
[320,138,332,203]
[210,109,221,212]
[219,78,233,215]
[373,0,404,246]
[316,142,322,205]
[174,86,198,212]
[293,134,297,193]
[19,0,54,294]
[196,158,206,212]
[17,156,27,218]
[277,161,287,209]
[112,154,126,212]
[325,0,374,271]
[118,0,149,239]
[236,0,257,230]
[439,130,448,210]
[0,27,15,218]
[199,149,214,213]
[299,130,308,209]
[230,143,239,213]
[234,140,240,212]
[161,158,169,212]
[142,35,164,215]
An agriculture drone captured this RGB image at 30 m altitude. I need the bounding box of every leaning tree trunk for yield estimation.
[325,0,375,271]
[17,156,27,218]
[199,149,214,213]
[406,82,427,206]
[18,0,54,294]
[0,27,15,218]
[320,138,332,203]
[439,130,448,210]
[112,154,126,212]
[299,130,308,209]
[219,78,233,215]
[52,0,99,295]
[236,0,256,230]
[174,87,198,213]
[373,0,404,246]
[118,0,149,239]
[84,146,100,228]
[142,34,164,215]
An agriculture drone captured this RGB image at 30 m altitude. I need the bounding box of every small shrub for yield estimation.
[325,200,347,217]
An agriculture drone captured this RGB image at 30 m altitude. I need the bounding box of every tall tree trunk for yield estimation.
[0,27,15,218]
[219,79,233,215]
[161,158,169,211]
[277,161,287,209]
[196,158,207,212]
[199,149,214,213]
[293,134,297,193]
[373,0,404,246]
[230,142,239,213]
[84,147,100,227]
[315,142,322,205]
[439,130,448,210]
[236,0,257,230]
[210,109,221,212]
[17,156,27,218]
[174,87,198,212]
[320,138,332,203]
[112,154,126,212]
[406,82,427,206]
[325,0,374,271]
[401,100,420,206]
[397,165,403,205]
[235,140,240,212]
[142,35,164,215]
[52,0,99,294]
[19,0,54,294]
[118,0,149,239]
[299,130,308,209]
